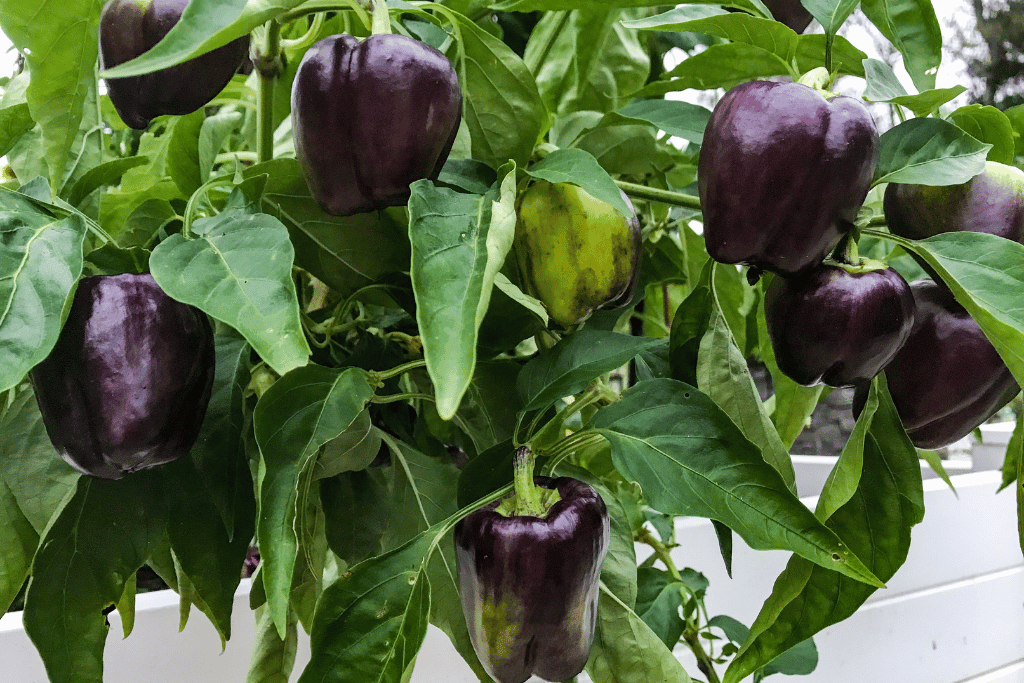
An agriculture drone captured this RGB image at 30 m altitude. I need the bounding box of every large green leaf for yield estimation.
[636,42,791,97]
[242,159,410,296]
[860,0,942,92]
[802,0,859,34]
[889,231,1024,391]
[625,12,800,60]
[585,583,694,683]
[873,118,991,186]
[615,99,712,145]
[0,187,87,392]
[409,171,516,420]
[247,605,299,683]
[591,379,883,586]
[517,330,662,411]
[0,0,99,190]
[23,473,168,683]
[458,15,548,168]
[253,365,376,638]
[297,533,432,683]
[723,377,924,683]
[150,207,310,375]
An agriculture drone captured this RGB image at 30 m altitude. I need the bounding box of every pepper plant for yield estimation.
[1,0,1023,682]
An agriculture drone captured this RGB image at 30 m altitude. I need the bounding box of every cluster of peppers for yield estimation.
[700,71,1023,450]
[52,2,622,680]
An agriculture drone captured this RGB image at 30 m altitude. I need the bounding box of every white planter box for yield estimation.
[2,469,1021,683]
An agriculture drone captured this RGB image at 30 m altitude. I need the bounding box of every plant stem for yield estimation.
[371,392,435,404]
[255,20,282,164]
[615,180,703,211]
[373,358,428,382]
[637,527,723,683]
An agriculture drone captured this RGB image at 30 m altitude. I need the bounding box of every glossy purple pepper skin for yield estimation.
[99,0,249,130]
[291,34,463,217]
[765,265,915,387]
[29,274,216,479]
[698,80,878,275]
[854,280,1019,450]
[454,476,610,683]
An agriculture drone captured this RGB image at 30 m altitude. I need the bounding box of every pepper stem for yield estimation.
[512,446,545,517]
[370,0,391,35]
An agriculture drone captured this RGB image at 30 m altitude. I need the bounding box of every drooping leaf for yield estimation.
[591,379,883,587]
[247,605,299,683]
[723,376,923,683]
[0,474,36,614]
[615,99,712,145]
[585,582,694,683]
[0,188,86,393]
[150,207,311,375]
[253,365,376,637]
[409,170,516,420]
[862,59,965,117]
[297,533,432,683]
[697,267,795,492]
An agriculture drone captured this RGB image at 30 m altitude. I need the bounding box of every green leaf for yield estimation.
[592,379,883,587]
[1000,412,1023,492]
[698,267,795,492]
[98,0,250,78]
[802,0,859,34]
[199,109,243,182]
[65,156,151,209]
[724,376,923,683]
[0,389,79,532]
[862,59,965,117]
[794,34,868,78]
[243,159,410,297]
[894,232,1024,391]
[637,579,686,649]
[0,187,87,393]
[409,171,516,420]
[150,207,311,376]
[517,330,662,411]
[457,15,548,168]
[190,335,251,536]
[860,0,942,92]
[636,42,791,97]
[629,12,800,60]
[0,474,36,613]
[23,473,167,683]
[321,467,392,565]
[1005,104,1024,157]
[616,99,712,145]
[585,582,693,683]
[1018,423,1024,559]
[297,533,432,683]
[949,104,1016,166]
[873,118,991,186]
[247,605,299,683]
[0,102,35,157]
[524,148,632,217]
[253,365,376,638]
[164,454,253,645]
[167,110,206,197]
[315,409,381,480]
[620,4,728,29]
[0,0,99,190]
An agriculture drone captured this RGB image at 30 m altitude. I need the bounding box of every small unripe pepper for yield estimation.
[513,181,642,327]
[698,79,878,275]
[291,33,463,216]
[764,264,915,387]
[454,449,610,683]
[29,273,216,479]
[854,280,1019,450]
[99,0,249,129]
